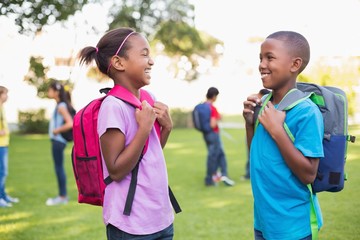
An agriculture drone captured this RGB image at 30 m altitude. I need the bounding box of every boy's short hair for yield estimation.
[206,87,219,99]
[266,31,310,73]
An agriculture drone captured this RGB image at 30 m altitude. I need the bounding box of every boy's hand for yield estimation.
[258,101,286,136]
[153,101,173,131]
[243,94,261,126]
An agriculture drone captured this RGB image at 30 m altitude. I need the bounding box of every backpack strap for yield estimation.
[277,88,313,111]
[254,88,313,131]
[169,186,182,213]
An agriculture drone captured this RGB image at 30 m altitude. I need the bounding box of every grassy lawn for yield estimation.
[0,125,359,240]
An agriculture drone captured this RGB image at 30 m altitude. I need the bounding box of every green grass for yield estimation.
[1,125,359,240]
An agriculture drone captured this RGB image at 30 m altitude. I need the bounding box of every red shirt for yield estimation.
[210,104,221,133]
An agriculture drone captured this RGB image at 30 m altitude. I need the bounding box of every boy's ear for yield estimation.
[111,55,126,71]
[291,57,302,73]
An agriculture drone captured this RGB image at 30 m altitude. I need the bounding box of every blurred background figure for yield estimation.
[45,81,75,206]
[0,86,19,207]
[201,87,235,186]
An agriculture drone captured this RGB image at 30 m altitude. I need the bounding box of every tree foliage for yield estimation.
[3,0,222,84]
[0,0,90,34]
[24,56,73,98]
[107,0,222,81]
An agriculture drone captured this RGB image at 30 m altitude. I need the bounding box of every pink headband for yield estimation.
[107,31,136,74]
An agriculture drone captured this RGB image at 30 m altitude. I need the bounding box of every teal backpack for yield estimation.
[254,82,356,239]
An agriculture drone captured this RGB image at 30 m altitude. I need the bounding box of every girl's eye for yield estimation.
[142,50,149,56]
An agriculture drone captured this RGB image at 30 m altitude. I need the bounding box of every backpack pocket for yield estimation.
[313,135,346,192]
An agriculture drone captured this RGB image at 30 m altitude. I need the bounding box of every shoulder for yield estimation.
[100,95,134,115]
[57,102,67,109]
[292,98,320,115]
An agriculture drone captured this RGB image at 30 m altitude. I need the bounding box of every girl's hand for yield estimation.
[153,101,173,131]
[135,100,156,133]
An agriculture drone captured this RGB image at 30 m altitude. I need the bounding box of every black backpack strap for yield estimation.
[168,186,182,213]
[104,176,113,185]
[123,156,142,216]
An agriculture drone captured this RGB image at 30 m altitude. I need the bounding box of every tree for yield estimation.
[24,56,73,98]
[97,0,223,81]
[2,0,222,84]
[0,0,89,34]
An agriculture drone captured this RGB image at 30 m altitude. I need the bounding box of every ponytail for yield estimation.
[77,27,136,77]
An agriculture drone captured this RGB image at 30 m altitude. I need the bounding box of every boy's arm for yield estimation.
[259,101,319,184]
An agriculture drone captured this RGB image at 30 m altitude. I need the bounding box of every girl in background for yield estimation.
[46,81,75,206]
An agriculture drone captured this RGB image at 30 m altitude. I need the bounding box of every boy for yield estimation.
[203,87,234,186]
[243,31,324,239]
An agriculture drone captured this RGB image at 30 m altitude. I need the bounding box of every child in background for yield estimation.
[202,87,234,186]
[0,86,19,207]
[46,81,75,206]
[243,31,324,239]
[78,27,175,239]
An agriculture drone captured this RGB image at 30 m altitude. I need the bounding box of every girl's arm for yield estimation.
[100,101,156,181]
[258,101,319,184]
[53,105,73,135]
[153,101,172,148]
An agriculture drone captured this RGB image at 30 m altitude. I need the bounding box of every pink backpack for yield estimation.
[71,85,181,215]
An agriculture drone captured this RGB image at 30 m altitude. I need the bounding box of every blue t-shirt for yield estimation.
[250,98,324,240]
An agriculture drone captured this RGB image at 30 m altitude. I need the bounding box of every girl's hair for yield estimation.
[0,86,8,95]
[77,27,138,77]
[49,81,75,112]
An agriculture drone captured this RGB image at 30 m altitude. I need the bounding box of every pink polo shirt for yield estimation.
[98,95,174,234]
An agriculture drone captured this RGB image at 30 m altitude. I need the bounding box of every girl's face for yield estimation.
[0,91,8,104]
[259,38,294,91]
[122,35,154,87]
[47,87,58,99]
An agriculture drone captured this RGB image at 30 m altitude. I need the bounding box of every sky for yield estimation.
[1,0,360,123]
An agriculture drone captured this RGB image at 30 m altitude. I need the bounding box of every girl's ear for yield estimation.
[290,57,302,73]
[111,55,126,71]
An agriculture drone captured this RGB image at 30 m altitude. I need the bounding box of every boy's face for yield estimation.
[259,38,294,91]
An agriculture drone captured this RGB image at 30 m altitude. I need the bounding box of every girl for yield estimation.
[0,86,19,207]
[78,27,175,239]
[46,81,75,206]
